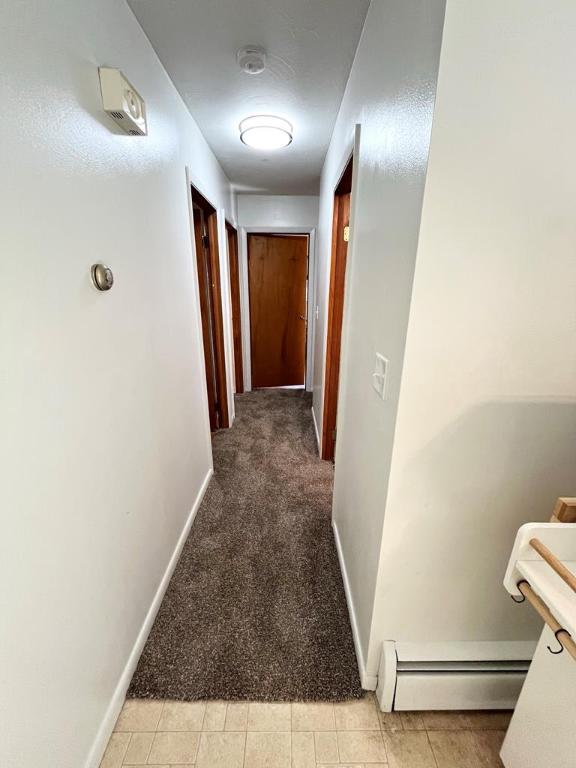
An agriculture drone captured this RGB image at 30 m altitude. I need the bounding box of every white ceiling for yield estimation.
[128,0,371,195]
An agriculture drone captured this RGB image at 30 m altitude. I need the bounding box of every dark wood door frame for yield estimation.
[226,222,244,394]
[321,156,354,460]
[191,185,229,431]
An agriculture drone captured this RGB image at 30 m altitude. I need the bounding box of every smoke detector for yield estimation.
[237,46,267,75]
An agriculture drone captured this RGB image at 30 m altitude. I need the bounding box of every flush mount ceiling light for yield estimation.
[239,115,293,150]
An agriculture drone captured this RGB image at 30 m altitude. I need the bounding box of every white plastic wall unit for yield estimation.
[376,641,535,712]
[236,195,319,392]
[314,0,447,687]
[0,1,234,767]
[367,0,576,690]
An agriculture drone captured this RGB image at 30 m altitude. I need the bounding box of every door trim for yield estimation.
[184,168,214,445]
[190,183,230,430]
[321,155,354,460]
[238,226,316,392]
[226,222,244,394]
[318,124,361,460]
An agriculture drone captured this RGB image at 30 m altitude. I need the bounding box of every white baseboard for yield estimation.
[332,520,378,690]
[311,406,321,454]
[85,467,214,768]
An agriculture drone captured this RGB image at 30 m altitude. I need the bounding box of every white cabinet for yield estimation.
[501,626,576,768]
[502,523,576,768]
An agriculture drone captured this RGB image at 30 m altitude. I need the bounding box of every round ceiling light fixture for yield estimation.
[239,115,293,150]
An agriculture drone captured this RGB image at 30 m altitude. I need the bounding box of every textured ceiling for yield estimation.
[128,0,370,194]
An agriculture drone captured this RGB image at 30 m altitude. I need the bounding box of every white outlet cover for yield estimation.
[372,353,388,400]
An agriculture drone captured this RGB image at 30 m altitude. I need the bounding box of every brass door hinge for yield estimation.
[343,225,350,242]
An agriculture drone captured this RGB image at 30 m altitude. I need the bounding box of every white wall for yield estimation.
[237,195,319,391]
[237,194,319,229]
[0,1,234,766]
[313,0,447,684]
[368,0,576,672]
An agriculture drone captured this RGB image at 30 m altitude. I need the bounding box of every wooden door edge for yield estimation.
[227,223,244,395]
[321,196,342,461]
[207,211,230,429]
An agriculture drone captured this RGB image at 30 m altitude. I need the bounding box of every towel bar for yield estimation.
[514,580,576,661]
[529,537,576,595]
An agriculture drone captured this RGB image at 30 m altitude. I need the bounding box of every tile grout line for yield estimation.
[426,728,444,768]
[332,702,338,766]
[144,729,154,766]
[147,698,164,759]
[118,732,131,767]
[122,731,133,767]
[155,701,165,733]
[242,727,248,768]
[380,723,389,767]
[288,703,294,768]
[312,724,317,766]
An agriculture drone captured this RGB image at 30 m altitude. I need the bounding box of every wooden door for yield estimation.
[227,223,244,394]
[191,186,229,431]
[248,234,308,388]
[322,156,353,460]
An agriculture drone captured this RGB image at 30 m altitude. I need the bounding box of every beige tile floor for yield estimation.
[100,696,510,768]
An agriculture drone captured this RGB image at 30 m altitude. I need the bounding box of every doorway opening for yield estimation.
[248,233,309,389]
[321,155,354,460]
[191,185,229,431]
[226,222,244,394]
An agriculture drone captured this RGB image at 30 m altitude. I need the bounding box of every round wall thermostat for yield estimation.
[91,263,114,291]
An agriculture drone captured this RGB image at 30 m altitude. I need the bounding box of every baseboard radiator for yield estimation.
[376,641,536,712]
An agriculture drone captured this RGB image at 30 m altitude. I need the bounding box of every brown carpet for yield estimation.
[128,389,363,701]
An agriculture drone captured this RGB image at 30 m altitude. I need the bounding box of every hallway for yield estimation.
[4,1,576,766]
[129,390,361,702]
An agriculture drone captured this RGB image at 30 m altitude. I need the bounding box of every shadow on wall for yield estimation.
[381,398,576,641]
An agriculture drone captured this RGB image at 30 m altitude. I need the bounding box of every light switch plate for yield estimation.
[372,353,388,400]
